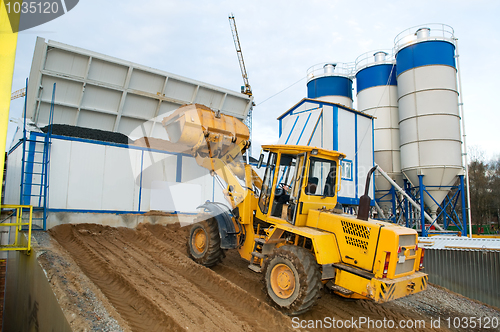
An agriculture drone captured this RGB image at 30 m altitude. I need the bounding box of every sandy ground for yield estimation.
[39,222,500,332]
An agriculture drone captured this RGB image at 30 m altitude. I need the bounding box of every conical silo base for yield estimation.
[403,166,463,221]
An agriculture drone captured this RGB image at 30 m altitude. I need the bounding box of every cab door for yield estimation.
[295,155,339,226]
[258,152,277,215]
[285,152,306,224]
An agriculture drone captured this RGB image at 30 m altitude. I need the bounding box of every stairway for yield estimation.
[20,132,51,230]
[18,82,55,230]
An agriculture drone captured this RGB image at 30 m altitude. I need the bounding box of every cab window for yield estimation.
[270,154,297,218]
[258,153,277,214]
[306,157,336,197]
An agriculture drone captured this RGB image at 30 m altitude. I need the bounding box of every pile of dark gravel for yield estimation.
[40,124,130,145]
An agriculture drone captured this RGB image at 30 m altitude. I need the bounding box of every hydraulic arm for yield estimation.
[162,103,259,208]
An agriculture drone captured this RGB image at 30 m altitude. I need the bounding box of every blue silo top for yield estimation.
[307,76,353,100]
[355,64,397,94]
[396,40,456,77]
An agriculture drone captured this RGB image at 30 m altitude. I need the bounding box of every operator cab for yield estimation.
[257,145,345,226]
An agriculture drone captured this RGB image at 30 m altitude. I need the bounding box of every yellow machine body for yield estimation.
[163,104,427,305]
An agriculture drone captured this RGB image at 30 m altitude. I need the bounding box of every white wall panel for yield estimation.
[101,146,137,211]
[4,146,22,205]
[77,110,116,131]
[129,70,164,94]
[122,93,157,119]
[149,123,170,141]
[221,95,250,118]
[48,139,72,209]
[297,110,322,146]
[194,87,225,110]
[44,48,88,78]
[181,156,213,207]
[118,118,151,139]
[140,152,177,187]
[164,78,196,101]
[338,111,356,199]
[181,156,230,207]
[88,58,128,87]
[356,116,375,198]
[309,114,323,148]
[66,142,105,209]
[81,85,122,113]
[40,75,82,105]
[157,101,179,119]
[37,104,77,127]
[129,149,143,211]
[150,181,201,213]
[322,105,333,151]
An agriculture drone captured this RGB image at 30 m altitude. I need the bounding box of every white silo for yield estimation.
[306,63,353,108]
[394,24,463,219]
[355,51,401,216]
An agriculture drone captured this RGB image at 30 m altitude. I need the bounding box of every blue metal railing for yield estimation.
[19,82,55,230]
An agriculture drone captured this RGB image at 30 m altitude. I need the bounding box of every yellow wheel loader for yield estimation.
[163,104,428,315]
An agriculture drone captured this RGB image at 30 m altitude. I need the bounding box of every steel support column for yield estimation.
[418,174,427,237]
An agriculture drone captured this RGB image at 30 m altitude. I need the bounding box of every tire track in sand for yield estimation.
[51,224,295,332]
[128,225,295,332]
[50,225,185,332]
[139,223,450,332]
[85,227,257,331]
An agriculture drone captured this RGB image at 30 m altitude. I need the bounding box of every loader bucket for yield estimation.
[162,104,249,148]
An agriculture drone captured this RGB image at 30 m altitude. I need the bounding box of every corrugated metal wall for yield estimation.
[424,249,500,308]
[26,37,253,140]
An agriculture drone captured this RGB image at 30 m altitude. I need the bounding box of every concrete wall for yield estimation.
[46,212,195,229]
[4,234,72,332]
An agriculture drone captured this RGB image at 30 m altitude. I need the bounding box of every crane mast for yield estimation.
[228,14,253,141]
[11,87,26,100]
[228,14,252,96]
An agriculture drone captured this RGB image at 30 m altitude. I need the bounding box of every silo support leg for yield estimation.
[418,175,427,237]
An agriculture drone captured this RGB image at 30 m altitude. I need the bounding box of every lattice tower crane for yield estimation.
[228,14,253,140]
[11,88,26,100]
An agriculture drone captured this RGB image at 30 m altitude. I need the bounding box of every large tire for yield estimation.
[263,245,322,315]
[187,218,224,267]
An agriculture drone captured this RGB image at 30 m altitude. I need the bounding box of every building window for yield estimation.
[341,160,352,181]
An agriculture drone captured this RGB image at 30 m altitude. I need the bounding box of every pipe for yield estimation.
[375,164,436,226]
[357,166,378,221]
[454,38,473,238]
[373,200,386,219]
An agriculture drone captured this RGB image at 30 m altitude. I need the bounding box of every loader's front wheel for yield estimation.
[187,218,223,267]
[263,245,322,315]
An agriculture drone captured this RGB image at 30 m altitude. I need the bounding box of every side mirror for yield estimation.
[257,154,264,169]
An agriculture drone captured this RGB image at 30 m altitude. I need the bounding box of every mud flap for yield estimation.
[197,202,238,249]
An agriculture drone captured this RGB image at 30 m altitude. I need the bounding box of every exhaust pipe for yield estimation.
[357,166,378,221]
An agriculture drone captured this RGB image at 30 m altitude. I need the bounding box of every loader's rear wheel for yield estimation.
[263,245,322,315]
[187,218,223,267]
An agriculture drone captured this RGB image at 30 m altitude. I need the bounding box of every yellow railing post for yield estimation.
[0,205,33,253]
[27,206,32,252]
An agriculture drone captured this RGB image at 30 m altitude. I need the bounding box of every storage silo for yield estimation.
[394,24,463,219]
[355,51,401,216]
[306,63,353,108]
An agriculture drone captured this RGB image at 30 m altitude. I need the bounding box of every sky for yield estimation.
[7,0,500,160]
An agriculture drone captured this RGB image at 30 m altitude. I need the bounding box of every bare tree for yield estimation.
[467,146,500,233]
